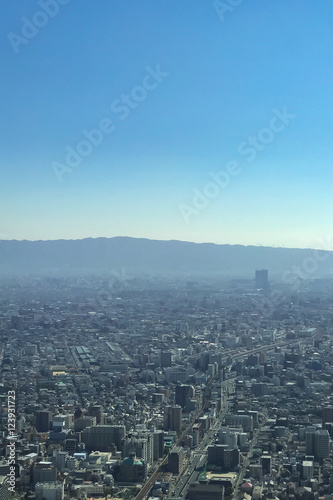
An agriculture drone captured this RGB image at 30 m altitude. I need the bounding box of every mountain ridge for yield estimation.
[0,237,332,278]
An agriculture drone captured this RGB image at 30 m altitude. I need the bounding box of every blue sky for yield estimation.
[2,0,333,248]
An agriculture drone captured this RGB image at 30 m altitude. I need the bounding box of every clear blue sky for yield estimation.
[2,0,333,248]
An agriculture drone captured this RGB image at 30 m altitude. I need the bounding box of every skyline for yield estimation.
[2,1,333,249]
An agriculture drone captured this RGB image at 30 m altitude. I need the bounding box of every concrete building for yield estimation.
[302,460,313,480]
[164,405,182,433]
[161,351,172,367]
[36,411,52,432]
[208,444,239,470]
[187,482,225,500]
[314,429,330,460]
[306,427,330,460]
[225,414,253,433]
[175,384,195,409]
[136,436,154,466]
[82,424,125,452]
[219,427,238,448]
[153,430,165,460]
[53,450,68,471]
[74,415,96,432]
[168,446,185,475]
[261,455,271,476]
[33,462,57,484]
[323,407,333,425]
[88,404,104,424]
[255,269,269,289]
[118,453,147,483]
[35,482,64,500]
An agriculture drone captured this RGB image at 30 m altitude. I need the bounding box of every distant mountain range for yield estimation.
[0,237,332,279]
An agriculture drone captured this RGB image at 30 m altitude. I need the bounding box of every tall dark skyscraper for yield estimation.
[255,269,269,289]
[175,384,195,409]
[164,406,182,433]
[35,411,52,432]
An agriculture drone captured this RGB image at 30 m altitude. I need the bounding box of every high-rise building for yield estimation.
[82,425,125,452]
[153,430,165,460]
[225,414,253,433]
[314,429,330,460]
[325,422,333,438]
[223,448,240,470]
[208,444,239,470]
[323,407,333,425]
[135,436,154,466]
[36,411,52,432]
[35,481,64,500]
[261,455,271,476]
[88,405,104,424]
[305,427,316,455]
[117,453,146,483]
[53,450,68,472]
[200,352,210,371]
[219,427,237,448]
[161,351,172,367]
[164,406,182,433]
[306,427,330,460]
[175,384,195,409]
[255,269,269,289]
[168,446,185,474]
[302,461,313,480]
[74,416,96,432]
[208,444,224,464]
[33,462,57,484]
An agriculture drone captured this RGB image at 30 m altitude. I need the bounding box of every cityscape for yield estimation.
[1,262,333,500]
[3,1,333,499]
